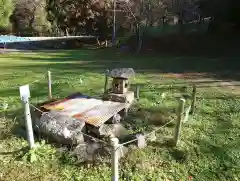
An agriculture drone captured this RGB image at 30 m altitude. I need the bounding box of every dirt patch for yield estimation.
[141,72,240,95]
[163,72,211,79]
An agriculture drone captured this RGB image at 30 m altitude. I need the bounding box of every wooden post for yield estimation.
[183,105,191,123]
[190,85,196,114]
[48,71,52,100]
[19,85,35,148]
[124,108,128,117]
[135,85,140,99]
[104,69,110,94]
[174,98,185,146]
[111,137,119,181]
[182,86,187,93]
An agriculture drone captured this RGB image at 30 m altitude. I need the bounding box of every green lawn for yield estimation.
[0,49,239,181]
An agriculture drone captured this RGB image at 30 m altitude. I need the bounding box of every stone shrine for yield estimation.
[104,68,135,107]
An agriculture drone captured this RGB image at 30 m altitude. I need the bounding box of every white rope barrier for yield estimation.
[120,120,173,147]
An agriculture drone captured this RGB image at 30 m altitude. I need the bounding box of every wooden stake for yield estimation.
[190,85,196,114]
[183,105,191,123]
[48,71,52,100]
[135,85,140,99]
[111,137,119,181]
[174,98,185,146]
[104,69,110,94]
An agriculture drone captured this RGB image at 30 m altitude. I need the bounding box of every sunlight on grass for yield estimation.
[0,50,239,181]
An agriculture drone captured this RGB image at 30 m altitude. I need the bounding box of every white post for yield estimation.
[19,85,35,148]
[48,71,52,100]
[111,137,119,181]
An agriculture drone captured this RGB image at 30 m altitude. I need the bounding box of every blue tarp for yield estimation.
[0,35,31,43]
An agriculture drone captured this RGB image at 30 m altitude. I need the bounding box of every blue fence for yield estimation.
[0,35,31,43]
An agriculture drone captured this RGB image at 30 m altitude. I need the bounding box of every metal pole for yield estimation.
[23,96,35,148]
[112,0,116,45]
[111,137,119,181]
[48,71,52,100]
[174,98,185,146]
[104,69,110,94]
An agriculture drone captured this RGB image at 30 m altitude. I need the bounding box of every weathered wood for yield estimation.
[104,69,110,94]
[124,108,128,117]
[183,105,191,123]
[135,85,140,99]
[190,85,197,114]
[48,71,52,100]
[174,98,185,146]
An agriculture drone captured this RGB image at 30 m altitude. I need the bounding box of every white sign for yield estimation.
[19,84,30,100]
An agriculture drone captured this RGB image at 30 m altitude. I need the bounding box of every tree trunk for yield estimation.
[65,27,69,36]
[136,23,142,53]
[179,12,184,35]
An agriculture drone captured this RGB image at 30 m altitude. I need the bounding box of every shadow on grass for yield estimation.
[0,46,239,179]
[189,101,240,180]
[1,48,239,81]
[0,146,29,156]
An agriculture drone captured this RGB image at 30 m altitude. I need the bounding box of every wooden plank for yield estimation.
[75,101,127,127]
[41,95,127,127]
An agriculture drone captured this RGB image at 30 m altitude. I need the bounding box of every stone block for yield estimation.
[105,91,135,105]
[90,123,128,138]
[112,78,129,94]
[33,110,86,145]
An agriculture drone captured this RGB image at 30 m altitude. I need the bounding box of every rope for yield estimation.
[30,104,173,147]
[29,104,108,145]
[30,104,47,114]
[120,119,173,147]
[1,76,46,90]
[144,119,173,137]
[28,76,46,85]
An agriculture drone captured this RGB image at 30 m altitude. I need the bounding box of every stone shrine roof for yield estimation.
[109,68,135,79]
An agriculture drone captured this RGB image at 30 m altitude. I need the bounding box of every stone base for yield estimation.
[104,91,135,105]
[33,110,86,145]
[103,91,135,118]
[73,141,128,162]
[90,123,128,138]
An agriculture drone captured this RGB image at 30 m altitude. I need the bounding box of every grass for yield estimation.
[0,48,240,181]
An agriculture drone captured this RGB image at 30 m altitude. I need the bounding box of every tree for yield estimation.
[196,0,240,32]
[0,0,14,28]
[11,0,51,35]
[46,0,111,36]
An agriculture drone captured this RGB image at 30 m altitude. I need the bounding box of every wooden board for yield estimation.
[74,101,127,127]
[41,95,127,127]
